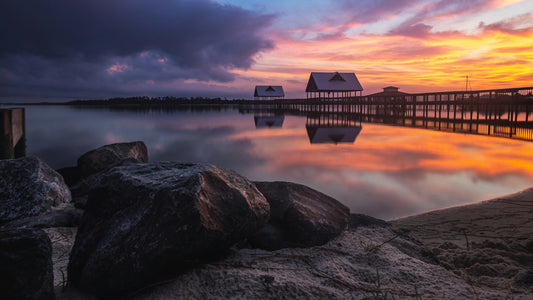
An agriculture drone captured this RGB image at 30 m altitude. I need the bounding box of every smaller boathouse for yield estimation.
[254,86,285,100]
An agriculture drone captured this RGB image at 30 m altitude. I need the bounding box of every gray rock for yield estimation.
[68,162,270,297]
[77,141,148,177]
[514,267,533,289]
[348,213,389,229]
[1,208,83,229]
[56,166,82,187]
[0,157,72,224]
[248,224,286,251]
[69,173,101,209]
[0,228,55,300]
[252,181,350,249]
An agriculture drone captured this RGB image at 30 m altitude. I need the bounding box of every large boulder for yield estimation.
[66,141,149,209]
[0,157,71,224]
[68,162,270,297]
[77,141,148,178]
[0,228,55,300]
[251,181,349,250]
[1,208,83,229]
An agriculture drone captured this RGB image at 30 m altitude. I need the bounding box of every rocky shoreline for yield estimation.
[1,141,532,299]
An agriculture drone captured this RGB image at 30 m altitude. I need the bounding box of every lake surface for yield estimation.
[15,104,533,219]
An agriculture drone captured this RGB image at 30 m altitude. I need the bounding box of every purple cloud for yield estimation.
[0,0,274,100]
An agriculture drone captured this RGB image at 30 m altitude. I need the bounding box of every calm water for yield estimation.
[17,105,533,219]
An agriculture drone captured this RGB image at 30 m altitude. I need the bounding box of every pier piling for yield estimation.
[1,108,26,159]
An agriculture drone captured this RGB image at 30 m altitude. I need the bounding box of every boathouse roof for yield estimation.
[306,126,362,144]
[368,86,409,96]
[254,86,285,97]
[305,72,363,92]
[254,115,285,128]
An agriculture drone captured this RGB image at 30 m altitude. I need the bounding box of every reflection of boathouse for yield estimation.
[254,115,284,128]
[305,72,363,100]
[306,113,362,144]
[254,85,285,100]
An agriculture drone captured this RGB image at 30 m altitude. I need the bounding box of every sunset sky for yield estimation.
[1,0,532,101]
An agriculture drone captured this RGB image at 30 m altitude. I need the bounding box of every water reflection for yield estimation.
[254,115,284,128]
[17,104,533,220]
[306,113,362,144]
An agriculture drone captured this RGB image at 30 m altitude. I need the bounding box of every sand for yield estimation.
[391,187,533,293]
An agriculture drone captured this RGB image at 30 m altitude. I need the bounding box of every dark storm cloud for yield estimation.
[0,0,274,99]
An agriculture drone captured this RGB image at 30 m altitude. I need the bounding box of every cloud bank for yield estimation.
[0,0,274,100]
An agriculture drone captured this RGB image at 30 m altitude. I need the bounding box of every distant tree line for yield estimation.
[66,96,250,106]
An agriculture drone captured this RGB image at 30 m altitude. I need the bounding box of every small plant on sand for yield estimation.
[367,269,393,299]
[360,234,400,255]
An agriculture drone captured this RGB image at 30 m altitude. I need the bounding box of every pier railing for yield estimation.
[239,86,533,141]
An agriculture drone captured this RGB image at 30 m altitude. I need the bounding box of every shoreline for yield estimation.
[391,186,533,292]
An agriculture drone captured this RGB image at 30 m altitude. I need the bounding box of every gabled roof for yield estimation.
[367,86,409,96]
[305,72,363,92]
[254,116,284,128]
[254,85,285,97]
[306,126,362,144]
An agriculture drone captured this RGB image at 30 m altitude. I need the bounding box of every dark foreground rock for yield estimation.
[68,162,270,297]
[67,141,149,209]
[0,157,71,224]
[2,208,83,229]
[251,181,349,250]
[0,228,55,300]
[77,141,148,178]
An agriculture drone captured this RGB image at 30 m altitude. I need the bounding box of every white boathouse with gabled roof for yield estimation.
[254,85,285,100]
[305,72,363,100]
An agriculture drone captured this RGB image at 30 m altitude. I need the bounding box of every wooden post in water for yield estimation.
[1,108,26,159]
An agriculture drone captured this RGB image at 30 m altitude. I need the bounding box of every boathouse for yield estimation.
[368,86,408,96]
[305,72,363,100]
[254,85,285,100]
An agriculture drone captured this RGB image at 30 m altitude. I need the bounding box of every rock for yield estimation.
[252,181,350,250]
[71,160,143,209]
[69,173,101,209]
[349,213,390,228]
[0,228,55,300]
[514,267,533,289]
[70,141,149,209]
[0,157,72,224]
[56,166,82,187]
[77,141,148,177]
[248,224,285,251]
[68,162,270,297]
[1,208,83,229]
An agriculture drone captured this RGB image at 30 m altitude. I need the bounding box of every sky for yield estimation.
[1,0,532,101]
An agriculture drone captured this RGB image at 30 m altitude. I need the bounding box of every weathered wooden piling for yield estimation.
[1,108,26,159]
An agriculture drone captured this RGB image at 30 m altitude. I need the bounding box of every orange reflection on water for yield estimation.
[235,119,533,219]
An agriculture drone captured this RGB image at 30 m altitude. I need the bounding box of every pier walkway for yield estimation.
[239,86,533,141]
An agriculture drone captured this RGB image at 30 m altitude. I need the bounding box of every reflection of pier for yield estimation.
[306,113,362,144]
[240,86,533,141]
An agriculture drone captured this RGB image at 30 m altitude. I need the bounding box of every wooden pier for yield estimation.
[1,108,26,159]
[239,86,533,141]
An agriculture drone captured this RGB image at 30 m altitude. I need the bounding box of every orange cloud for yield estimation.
[233,12,533,97]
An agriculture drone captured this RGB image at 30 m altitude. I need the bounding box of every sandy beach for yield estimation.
[391,187,533,293]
